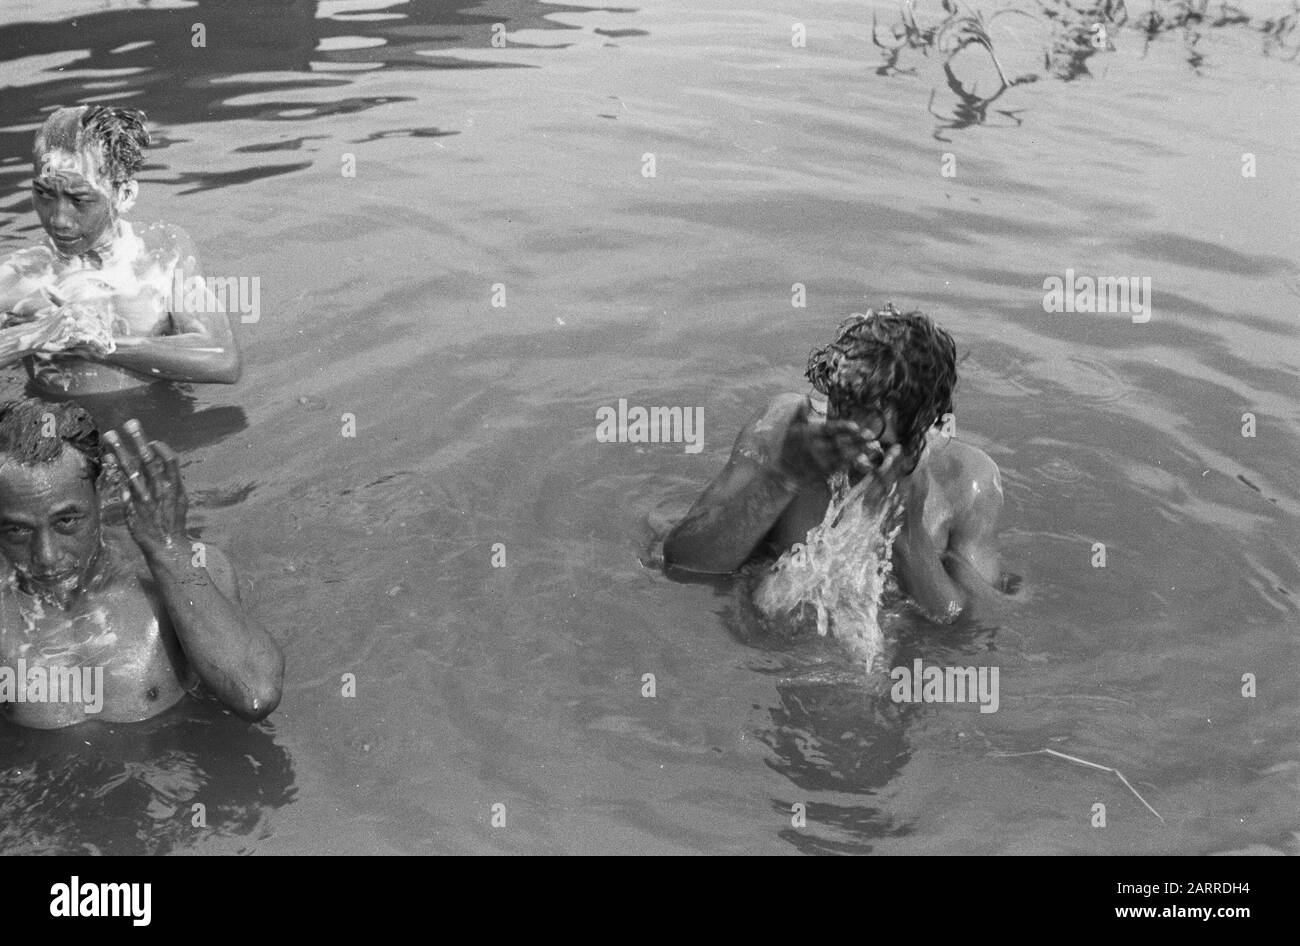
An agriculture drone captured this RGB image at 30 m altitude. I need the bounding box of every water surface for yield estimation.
[0,0,1297,854]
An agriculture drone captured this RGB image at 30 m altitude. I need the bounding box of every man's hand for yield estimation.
[779,397,886,479]
[102,419,188,556]
[6,285,60,323]
[777,397,905,502]
[14,308,82,351]
[11,302,115,355]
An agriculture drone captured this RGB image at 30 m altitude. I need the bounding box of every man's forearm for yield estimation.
[95,334,240,383]
[143,544,282,720]
[894,524,967,621]
[0,323,34,367]
[0,317,52,368]
[664,461,802,573]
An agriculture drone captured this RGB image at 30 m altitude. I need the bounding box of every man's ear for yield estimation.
[113,179,139,215]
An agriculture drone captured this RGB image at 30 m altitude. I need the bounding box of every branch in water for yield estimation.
[989,747,1165,823]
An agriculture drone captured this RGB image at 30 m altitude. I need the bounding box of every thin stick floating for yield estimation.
[990,748,1165,823]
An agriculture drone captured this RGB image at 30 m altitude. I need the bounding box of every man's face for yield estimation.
[828,398,899,448]
[0,449,102,604]
[827,399,923,475]
[31,146,121,257]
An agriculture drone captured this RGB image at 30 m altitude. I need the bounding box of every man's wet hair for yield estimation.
[0,399,102,482]
[805,303,957,457]
[33,105,151,185]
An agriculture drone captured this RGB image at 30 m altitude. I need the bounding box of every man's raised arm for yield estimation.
[103,421,282,721]
[663,394,813,574]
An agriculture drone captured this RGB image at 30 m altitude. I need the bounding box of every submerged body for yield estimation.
[665,392,1003,621]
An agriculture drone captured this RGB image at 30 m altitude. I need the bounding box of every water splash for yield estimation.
[753,471,903,665]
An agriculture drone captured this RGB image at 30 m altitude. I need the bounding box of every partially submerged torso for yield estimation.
[1,222,196,395]
[0,533,191,729]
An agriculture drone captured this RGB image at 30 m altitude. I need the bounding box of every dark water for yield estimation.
[0,0,1297,854]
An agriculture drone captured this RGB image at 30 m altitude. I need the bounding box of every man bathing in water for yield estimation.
[0,399,281,728]
[0,105,240,396]
[664,305,1003,621]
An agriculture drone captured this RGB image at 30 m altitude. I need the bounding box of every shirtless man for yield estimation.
[0,105,240,396]
[0,399,281,728]
[663,305,1003,621]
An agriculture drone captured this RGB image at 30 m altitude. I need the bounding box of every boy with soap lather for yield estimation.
[0,105,240,396]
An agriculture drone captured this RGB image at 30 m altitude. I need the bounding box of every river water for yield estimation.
[0,0,1297,854]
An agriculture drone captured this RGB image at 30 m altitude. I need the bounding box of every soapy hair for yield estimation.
[34,105,151,184]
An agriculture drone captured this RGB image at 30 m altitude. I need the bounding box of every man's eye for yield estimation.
[57,516,84,529]
[0,526,29,539]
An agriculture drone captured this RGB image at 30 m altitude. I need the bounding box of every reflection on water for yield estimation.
[0,699,294,855]
[25,379,249,452]
[873,0,1300,133]
[0,0,610,210]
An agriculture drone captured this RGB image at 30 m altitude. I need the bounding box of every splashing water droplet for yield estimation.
[753,471,902,665]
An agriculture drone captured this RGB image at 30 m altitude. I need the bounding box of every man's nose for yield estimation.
[50,199,75,230]
[32,530,60,571]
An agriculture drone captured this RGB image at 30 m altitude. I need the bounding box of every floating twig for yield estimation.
[989,747,1166,823]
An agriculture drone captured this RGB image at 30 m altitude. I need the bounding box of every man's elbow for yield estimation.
[662,529,743,575]
[210,347,242,384]
[232,656,283,722]
[903,579,966,624]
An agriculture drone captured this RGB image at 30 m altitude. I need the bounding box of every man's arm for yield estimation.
[945,457,1003,588]
[663,395,807,574]
[664,393,898,574]
[104,421,282,721]
[81,228,242,384]
[0,310,89,369]
[893,451,1003,620]
[142,541,283,721]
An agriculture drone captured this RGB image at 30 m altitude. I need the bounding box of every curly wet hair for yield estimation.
[805,303,957,457]
[0,399,103,482]
[34,105,151,185]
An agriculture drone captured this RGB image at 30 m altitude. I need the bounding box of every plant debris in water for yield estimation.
[872,0,1300,130]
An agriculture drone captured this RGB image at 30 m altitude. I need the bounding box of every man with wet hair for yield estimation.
[0,105,241,395]
[664,304,1003,620]
[0,398,281,728]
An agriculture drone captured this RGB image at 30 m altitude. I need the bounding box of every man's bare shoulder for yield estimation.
[133,222,199,268]
[935,439,1002,519]
[731,392,806,464]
